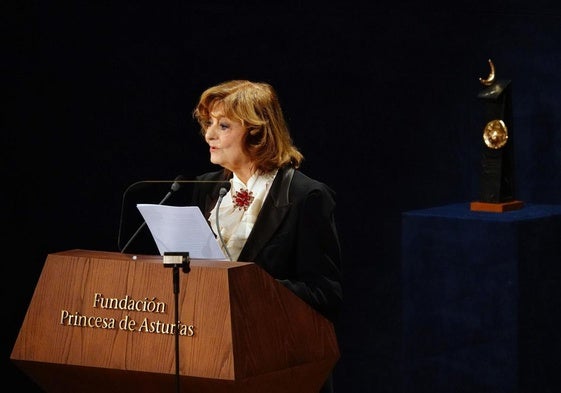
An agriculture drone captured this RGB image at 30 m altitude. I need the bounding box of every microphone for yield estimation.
[119,175,184,254]
[216,182,233,261]
[218,182,231,195]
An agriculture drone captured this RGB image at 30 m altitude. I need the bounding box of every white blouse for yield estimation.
[209,169,278,261]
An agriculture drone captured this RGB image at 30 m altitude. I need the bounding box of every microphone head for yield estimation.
[219,181,231,197]
[170,175,184,192]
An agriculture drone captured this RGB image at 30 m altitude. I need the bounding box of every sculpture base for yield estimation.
[470,200,524,213]
[402,203,561,393]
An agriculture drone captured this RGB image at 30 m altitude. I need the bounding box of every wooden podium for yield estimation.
[11,250,339,393]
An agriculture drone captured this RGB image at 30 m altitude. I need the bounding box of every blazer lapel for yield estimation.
[238,167,294,262]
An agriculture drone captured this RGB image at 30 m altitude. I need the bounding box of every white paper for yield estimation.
[136,204,227,260]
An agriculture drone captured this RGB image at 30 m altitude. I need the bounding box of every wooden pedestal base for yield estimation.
[470,200,524,213]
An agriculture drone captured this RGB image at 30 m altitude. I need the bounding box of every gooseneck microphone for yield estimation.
[119,175,184,253]
[216,182,233,261]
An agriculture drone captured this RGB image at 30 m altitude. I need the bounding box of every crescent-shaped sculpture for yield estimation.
[479,59,496,86]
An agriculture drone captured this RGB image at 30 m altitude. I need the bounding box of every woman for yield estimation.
[191,80,342,392]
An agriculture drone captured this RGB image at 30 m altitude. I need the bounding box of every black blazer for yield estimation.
[192,166,343,322]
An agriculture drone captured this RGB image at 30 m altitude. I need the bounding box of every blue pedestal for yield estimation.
[401,203,561,393]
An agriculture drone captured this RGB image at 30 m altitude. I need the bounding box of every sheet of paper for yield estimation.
[136,204,227,260]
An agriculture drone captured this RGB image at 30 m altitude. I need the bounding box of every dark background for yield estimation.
[4,1,561,392]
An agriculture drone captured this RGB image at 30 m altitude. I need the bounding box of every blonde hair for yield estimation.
[193,80,303,172]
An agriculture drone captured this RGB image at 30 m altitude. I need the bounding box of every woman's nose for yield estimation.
[205,125,216,141]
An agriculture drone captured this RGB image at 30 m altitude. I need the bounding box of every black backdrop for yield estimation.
[5,2,561,392]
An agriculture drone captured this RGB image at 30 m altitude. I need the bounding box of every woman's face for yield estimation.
[204,103,250,173]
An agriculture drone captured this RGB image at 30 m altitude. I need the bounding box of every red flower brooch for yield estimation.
[233,188,254,211]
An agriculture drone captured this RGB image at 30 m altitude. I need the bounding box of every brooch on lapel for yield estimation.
[233,188,254,211]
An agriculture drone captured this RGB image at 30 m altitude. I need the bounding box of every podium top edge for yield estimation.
[51,249,253,269]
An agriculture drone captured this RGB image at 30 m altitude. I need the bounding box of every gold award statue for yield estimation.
[470,59,524,213]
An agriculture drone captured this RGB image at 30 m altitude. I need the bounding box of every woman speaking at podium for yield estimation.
[191,80,343,393]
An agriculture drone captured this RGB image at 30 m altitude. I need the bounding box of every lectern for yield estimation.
[11,250,339,393]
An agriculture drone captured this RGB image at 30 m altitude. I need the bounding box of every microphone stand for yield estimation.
[216,186,233,261]
[120,176,183,253]
[163,252,190,393]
